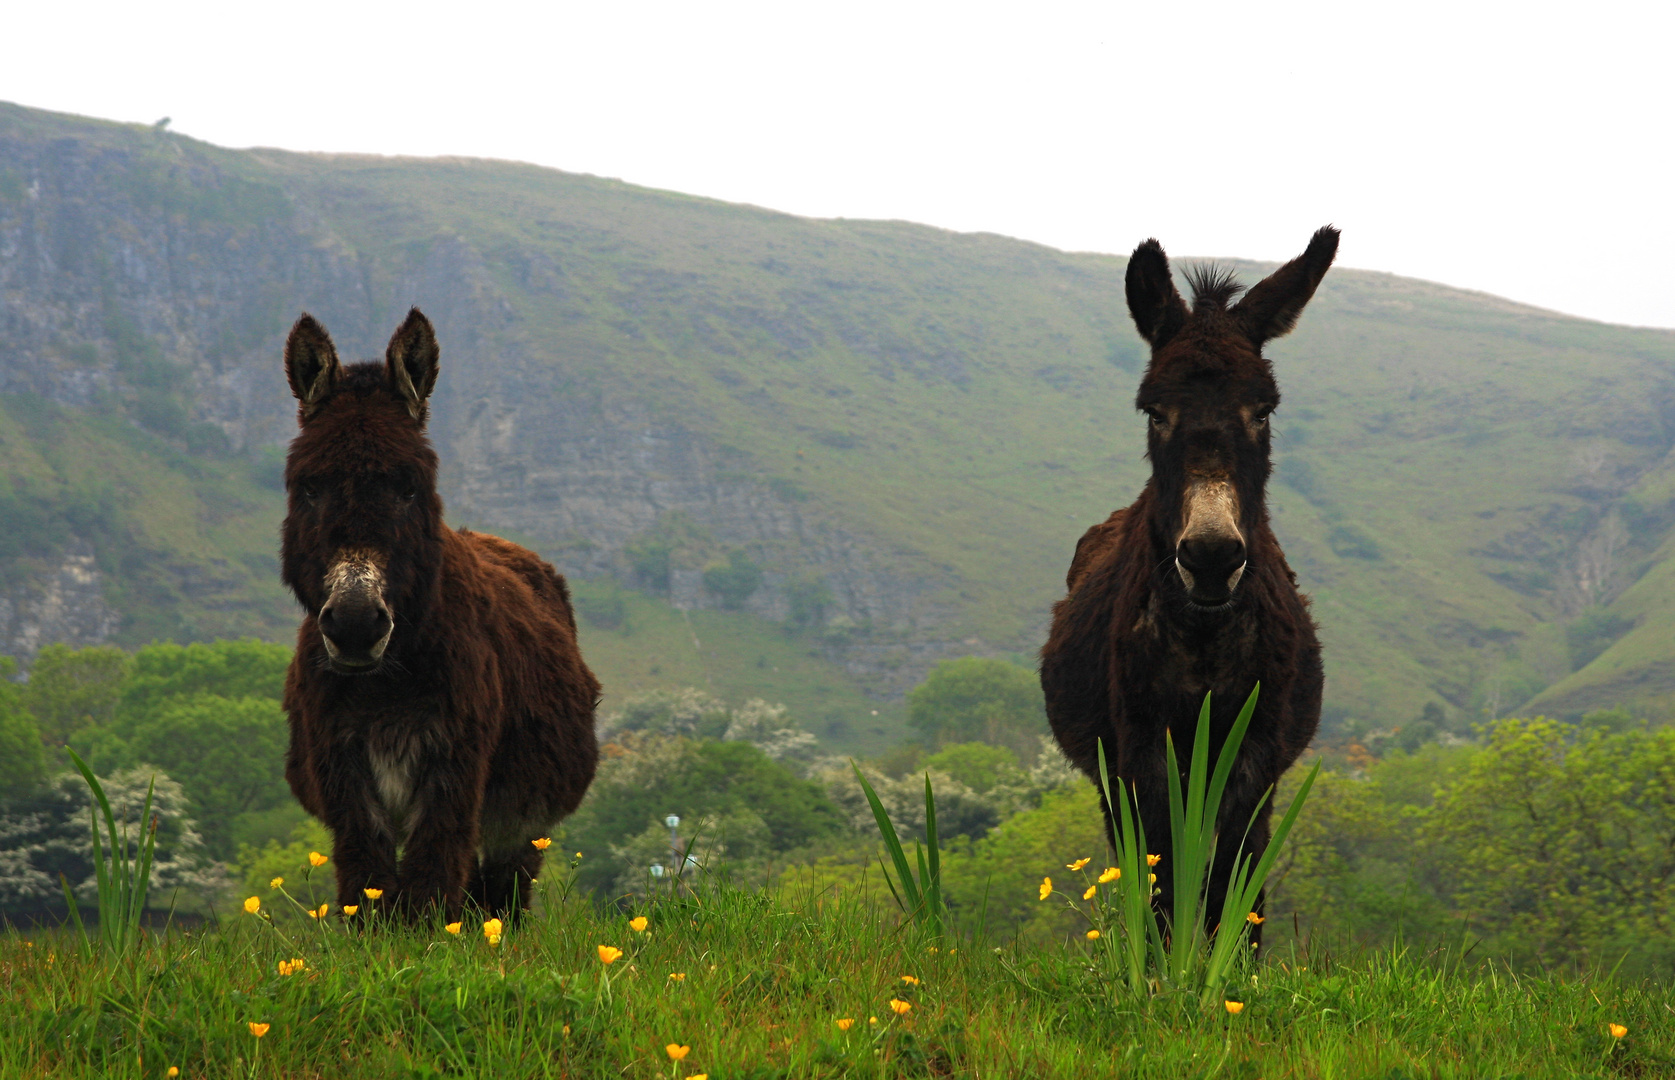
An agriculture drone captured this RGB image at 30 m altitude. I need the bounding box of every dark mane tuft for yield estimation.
[1185,264,1245,312]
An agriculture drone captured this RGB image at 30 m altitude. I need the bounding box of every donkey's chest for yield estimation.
[1137,615,1261,701]
[364,725,433,837]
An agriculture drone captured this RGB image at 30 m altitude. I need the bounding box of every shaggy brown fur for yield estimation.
[1040,228,1338,945]
[280,309,600,923]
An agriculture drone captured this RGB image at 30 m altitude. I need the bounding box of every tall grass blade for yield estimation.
[852,761,923,918]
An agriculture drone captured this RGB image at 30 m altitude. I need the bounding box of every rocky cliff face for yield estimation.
[0,108,955,688]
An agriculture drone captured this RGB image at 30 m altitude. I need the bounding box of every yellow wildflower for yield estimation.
[629,916,649,933]
[308,851,328,867]
[1147,854,1162,866]
[691,1075,708,1080]
[1246,912,1265,925]
[889,998,912,1015]
[900,974,920,985]
[532,837,552,850]
[1083,885,1097,900]
[269,876,284,889]
[869,1016,878,1025]
[445,922,462,935]
[343,905,358,916]
[1149,874,1157,884]
[278,960,292,976]
[665,1044,690,1061]
[244,896,260,915]
[1610,1023,1628,1038]
[836,1018,855,1031]
[1086,929,1101,941]
[487,934,502,948]
[1066,857,1091,871]
[1038,877,1052,901]
[668,972,686,981]
[1099,867,1120,883]
[483,918,503,946]
[313,904,330,919]
[597,944,623,964]
[362,887,383,900]
[1224,1000,1244,1015]
[575,852,583,859]
[248,1022,270,1038]
[167,1069,179,1078]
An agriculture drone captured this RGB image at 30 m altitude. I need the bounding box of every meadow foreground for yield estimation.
[2,870,1668,1079]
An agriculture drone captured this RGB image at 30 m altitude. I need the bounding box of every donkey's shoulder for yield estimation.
[451,529,578,626]
[1065,506,1138,592]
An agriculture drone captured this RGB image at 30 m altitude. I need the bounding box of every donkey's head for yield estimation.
[1128,227,1338,610]
[280,309,444,673]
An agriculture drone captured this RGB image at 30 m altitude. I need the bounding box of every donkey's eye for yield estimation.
[301,485,319,501]
[402,489,418,502]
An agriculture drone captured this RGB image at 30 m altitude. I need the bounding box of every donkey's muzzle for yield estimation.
[1176,534,1246,605]
[319,594,393,669]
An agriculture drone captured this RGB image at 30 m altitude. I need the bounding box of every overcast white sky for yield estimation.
[6,1,1671,328]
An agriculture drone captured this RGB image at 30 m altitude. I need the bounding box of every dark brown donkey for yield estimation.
[280,309,600,923]
[1040,228,1337,944]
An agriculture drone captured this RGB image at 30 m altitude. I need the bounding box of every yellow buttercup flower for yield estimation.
[362,888,383,900]
[1083,885,1097,900]
[445,922,461,935]
[167,1069,179,1078]
[629,916,648,933]
[1066,857,1091,871]
[308,851,328,867]
[269,876,284,889]
[668,972,686,981]
[597,945,623,964]
[665,1044,690,1061]
[889,998,912,1015]
[1086,929,1101,941]
[483,918,504,945]
[1147,854,1163,867]
[1246,912,1265,925]
[690,1075,708,1080]
[900,974,920,985]
[1610,1023,1628,1038]
[1149,874,1157,884]
[248,1022,270,1038]
[342,905,358,916]
[244,896,260,915]
[1038,877,1052,901]
[869,1016,878,1025]
[1099,867,1120,883]
[1224,1001,1244,1015]
[487,934,502,948]
[278,960,293,976]
[836,1018,855,1031]
[532,837,552,850]
[308,904,329,919]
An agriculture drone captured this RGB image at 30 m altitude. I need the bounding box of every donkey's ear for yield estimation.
[285,314,340,416]
[1231,226,1339,345]
[384,308,440,422]
[1126,239,1190,348]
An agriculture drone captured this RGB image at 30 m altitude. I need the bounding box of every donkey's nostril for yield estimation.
[1177,535,1246,577]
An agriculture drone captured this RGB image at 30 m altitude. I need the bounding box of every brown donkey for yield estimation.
[1040,228,1336,944]
[280,310,599,923]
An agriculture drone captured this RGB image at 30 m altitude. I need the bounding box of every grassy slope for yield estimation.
[269,150,1675,723]
[570,579,907,754]
[5,883,1669,1078]
[0,395,294,647]
[8,104,1675,726]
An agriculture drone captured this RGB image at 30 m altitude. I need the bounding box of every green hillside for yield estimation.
[2,101,1673,736]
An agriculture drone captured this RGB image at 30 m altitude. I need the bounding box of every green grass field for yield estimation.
[6,869,1668,1079]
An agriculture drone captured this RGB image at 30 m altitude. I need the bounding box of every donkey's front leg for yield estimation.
[395,750,487,921]
[314,749,399,916]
